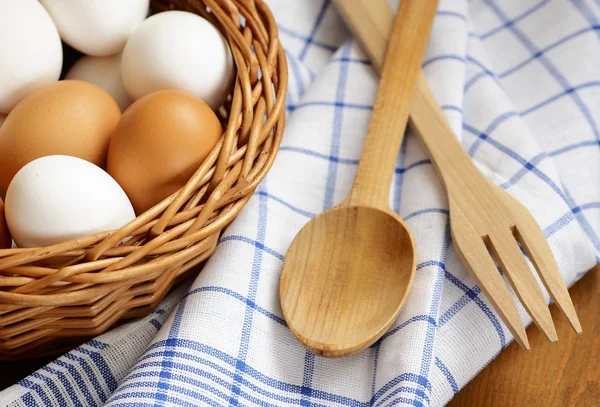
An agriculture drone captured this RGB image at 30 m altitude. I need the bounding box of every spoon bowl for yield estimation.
[278,0,439,357]
[280,205,416,357]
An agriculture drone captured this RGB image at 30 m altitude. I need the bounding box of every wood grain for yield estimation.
[449,266,600,407]
[333,0,581,352]
[279,0,438,358]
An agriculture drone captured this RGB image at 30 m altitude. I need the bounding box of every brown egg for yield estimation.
[0,80,121,193]
[0,199,10,249]
[107,89,223,214]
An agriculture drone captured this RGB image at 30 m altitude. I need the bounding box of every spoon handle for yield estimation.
[334,0,480,193]
[346,0,438,209]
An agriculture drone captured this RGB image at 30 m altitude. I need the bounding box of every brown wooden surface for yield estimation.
[449,265,600,407]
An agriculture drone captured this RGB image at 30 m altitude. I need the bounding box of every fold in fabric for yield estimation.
[3,1,598,406]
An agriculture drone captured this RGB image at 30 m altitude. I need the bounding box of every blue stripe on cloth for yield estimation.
[392,139,409,214]
[420,221,452,381]
[150,319,163,330]
[544,210,576,238]
[219,235,285,262]
[467,111,519,157]
[464,83,600,164]
[463,123,600,253]
[39,366,83,407]
[437,10,468,23]
[62,352,108,402]
[373,386,430,407]
[417,260,446,270]
[573,0,600,42]
[444,271,506,349]
[549,139,600,157]
[130,352,328,406]
[229,183,270,406]
[379,315,437,343]
[423,54,465,69]
[439,285,483,327]
[395,159,432,175]
[464,70,493,92]
[371,345,380,400]
[76,344,118,392]
[183,286,287,326]
[382,398,424,407]
[441,104,463,113]
[498,26,600,79]
[124,341,436,407]
[118,368,283,407]
[480,0,550,40]
[485,1,600,144]
[110,390,221,407]
[463,83,600,192]
[520,81,600,116]
[300,352,316,407]
[28,372,67,406]
[46,358,97,406]
[20,393,38,407]
[435,357,459,395]
[370,373,432,406]
[255,190,316,218]
[287,53,308,98]
[499,152,547,189]
[299,0,331,61]
[154,271,190,405]
[466,55,495,77]
[287,101,373,112]
[88,339,109,350]
[324,43,352,210]
[330,56,371,65]
[19,379,53,406]
[142,339,366,407]
[404,208,449,221]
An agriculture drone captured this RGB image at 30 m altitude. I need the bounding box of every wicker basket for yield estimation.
[0,0,287,360]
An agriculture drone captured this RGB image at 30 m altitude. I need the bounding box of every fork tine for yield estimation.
[513,223,582,334]
[451,224,530,350]
[488,232,558,342]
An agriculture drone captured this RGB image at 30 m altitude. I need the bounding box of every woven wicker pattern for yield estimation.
[0,0,287,359]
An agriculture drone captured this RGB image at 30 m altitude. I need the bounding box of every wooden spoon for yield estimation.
[279,0,439,358]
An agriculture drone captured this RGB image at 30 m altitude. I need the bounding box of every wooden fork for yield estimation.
[333,0,582,350]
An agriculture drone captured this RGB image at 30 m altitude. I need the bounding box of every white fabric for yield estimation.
[3,0,599,406]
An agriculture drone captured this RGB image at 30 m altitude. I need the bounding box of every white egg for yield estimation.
[5,155,136,248]
[40,0,150,57]
[0,0,62,114]
[66,55,133,111]
[122,10,235,110]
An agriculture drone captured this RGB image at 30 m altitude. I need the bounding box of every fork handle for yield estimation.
[409,76,484,191]
[346,0,439,209]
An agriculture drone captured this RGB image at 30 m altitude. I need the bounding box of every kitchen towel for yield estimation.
[2,0,600,405]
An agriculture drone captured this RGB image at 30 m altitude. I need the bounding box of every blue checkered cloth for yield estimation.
[3,0,600,405]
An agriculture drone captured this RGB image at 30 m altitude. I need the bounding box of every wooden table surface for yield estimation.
[1,267,599,405]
